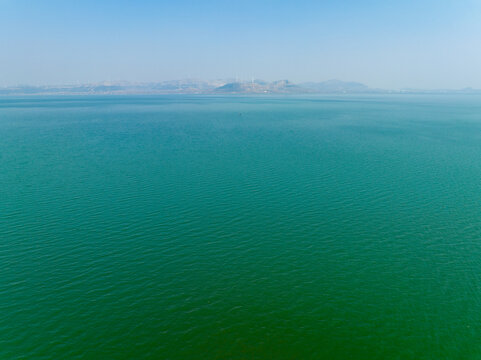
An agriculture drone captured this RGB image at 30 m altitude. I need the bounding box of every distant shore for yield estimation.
[2,79,480,97]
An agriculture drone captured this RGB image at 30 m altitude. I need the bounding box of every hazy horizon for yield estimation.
[4,78,481,92]
[2,0,481,89]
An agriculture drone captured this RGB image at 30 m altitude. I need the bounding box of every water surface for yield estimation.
[1,95,481,359]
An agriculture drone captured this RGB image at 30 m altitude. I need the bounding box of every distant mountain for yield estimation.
[3,79,477,96]
[214,80,305,94]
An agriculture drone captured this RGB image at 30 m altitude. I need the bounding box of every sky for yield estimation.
[1,0,481,89]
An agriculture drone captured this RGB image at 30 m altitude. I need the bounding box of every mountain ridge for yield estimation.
[1,79,480,96]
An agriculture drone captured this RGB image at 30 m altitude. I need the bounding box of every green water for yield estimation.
[1,95,481,359]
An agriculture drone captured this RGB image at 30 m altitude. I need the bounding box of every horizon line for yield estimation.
[1,79,480,92]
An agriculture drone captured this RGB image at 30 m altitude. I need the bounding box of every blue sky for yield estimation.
[1,0,480,88]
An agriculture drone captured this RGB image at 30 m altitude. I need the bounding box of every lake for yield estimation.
[1,94,481,359]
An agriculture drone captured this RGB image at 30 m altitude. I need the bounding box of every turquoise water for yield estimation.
[2,95,481,359]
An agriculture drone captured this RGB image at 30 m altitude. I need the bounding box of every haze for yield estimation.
[1,0,481,89]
